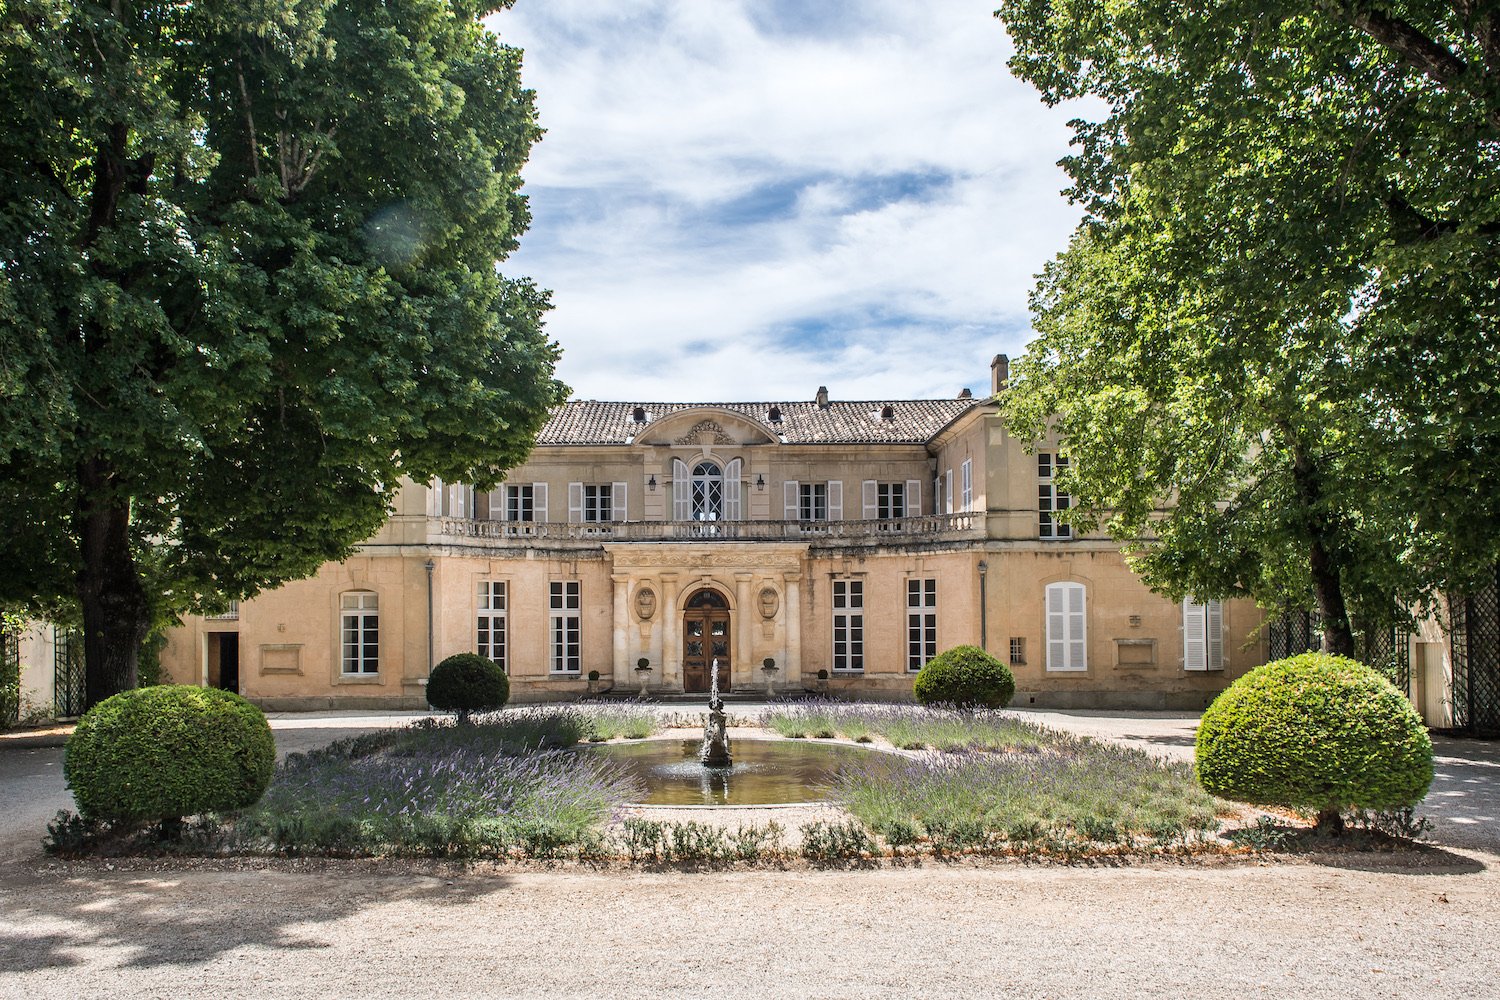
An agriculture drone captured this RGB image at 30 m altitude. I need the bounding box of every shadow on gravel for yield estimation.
[1302,846,1487,875]
[0,866,513,971]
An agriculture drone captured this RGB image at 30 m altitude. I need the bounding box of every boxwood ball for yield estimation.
[913,644,1016,709]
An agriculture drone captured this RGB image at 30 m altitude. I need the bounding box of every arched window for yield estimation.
[1044,582,1086,672]
[692,460,723,521]
[341,591,379,675]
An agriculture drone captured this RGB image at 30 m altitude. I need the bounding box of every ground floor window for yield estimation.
[549,581,581,674]
[832,579,864,672]
[1183,597,1225,672]
[341,592,379,675]
[477,581,507,670]
[906,578,937,672]
[1045,582,1086,672]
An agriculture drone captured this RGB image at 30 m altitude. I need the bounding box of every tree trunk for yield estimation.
[1289,442,1355,656]
[1314,806,1345,836]
[76,458,151,709]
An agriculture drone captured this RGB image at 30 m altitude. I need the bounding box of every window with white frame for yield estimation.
[799,482,828,521]
[906,578,937,672]
[477,581,507,671]
[832,579,864,672]
[549,581,581,674]
[505,484,535,522]
[568,482,626,523]
[961,459,973,511]
[1183,597,1225,671]
[877,482,906,519]
[1038,453,1072,538]
[340,592,379,675]
[1045,582,1087,671]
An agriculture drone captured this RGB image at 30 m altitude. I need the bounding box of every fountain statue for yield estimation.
[700,657,732,767]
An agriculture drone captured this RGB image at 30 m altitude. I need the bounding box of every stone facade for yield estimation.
[159,359,1268,710]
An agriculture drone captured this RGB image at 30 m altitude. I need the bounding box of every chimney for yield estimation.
[815,386,829,409]
[957,388,973,399]
[991,354,1010,395]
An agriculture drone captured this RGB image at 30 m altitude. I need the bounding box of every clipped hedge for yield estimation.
[65,685,275,823]
[1195,653,1433,830]
[913,645,1016,710]
[427,653,510,724]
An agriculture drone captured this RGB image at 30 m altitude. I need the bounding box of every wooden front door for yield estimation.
[682,589,731,693]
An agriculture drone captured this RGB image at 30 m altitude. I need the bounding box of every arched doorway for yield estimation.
[683,588,731,693]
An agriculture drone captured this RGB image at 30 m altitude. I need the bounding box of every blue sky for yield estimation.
[488,0,1085,402]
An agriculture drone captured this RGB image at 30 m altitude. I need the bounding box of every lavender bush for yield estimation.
[764,702,1051,752]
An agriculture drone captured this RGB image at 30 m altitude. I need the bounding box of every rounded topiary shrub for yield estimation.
[426,653,509,724]
[913,645,1016,710]
[1195,652,1433,832]
[65,685,275,823]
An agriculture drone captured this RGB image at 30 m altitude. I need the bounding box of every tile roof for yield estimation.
[537,398,984,446]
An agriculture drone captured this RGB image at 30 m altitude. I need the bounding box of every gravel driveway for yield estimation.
[2,708,1496,999]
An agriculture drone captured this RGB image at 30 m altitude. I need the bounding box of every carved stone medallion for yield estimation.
[758,586,779,620]
[635,586,657,621]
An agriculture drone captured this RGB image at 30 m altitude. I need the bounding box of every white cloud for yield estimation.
[488,0,1086,402]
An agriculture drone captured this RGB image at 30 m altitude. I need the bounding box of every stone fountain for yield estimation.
[700,657,732,767]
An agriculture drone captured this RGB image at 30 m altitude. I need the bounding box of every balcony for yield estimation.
[436,511,982,545]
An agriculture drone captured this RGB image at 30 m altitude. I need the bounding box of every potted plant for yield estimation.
[634,657,652,698]
[587,668,603,695]
[760,656,778,697]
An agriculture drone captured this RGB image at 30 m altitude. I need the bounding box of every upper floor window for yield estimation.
[784,480,842,522]
[1045,582,1086,672]
[692,461,722,520]
[1183,597,1225,672]
[1039,453,1071,538]
[569,482,626,523]
[674,458,741,521]
[961,459,973,511]
[944,468,954,514]
[341,592,379,675]
[477,581,506,671]
[862,480,921,520]
[506,484,535,522]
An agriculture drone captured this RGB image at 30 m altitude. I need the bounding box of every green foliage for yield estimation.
[996,1,1500,642]
[1195,653,1434,817]
[912,645,1016,709]
[798,819,877,862]
[0,0,566,701]
[425,653,509,723]
[64,686,275,822]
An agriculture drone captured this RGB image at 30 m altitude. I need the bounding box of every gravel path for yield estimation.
[3,707,1497,998]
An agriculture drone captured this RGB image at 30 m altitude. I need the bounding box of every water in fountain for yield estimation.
[700,657,732,767]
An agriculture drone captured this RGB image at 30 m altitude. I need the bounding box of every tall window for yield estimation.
[800,482,828,521]
[1183,597,1225,672]
[961,459,973,511]
[505,484,535,522]
[549,581,581,674]
[877,482,906,519]
[1039,453,1072,538]
[1045,582,1086,672]
[832,579,864,672]
[692,461,722,521]
[341,592,379,675]
[584,484,612,522]
[477,581,507,671]
[906,578,937,672]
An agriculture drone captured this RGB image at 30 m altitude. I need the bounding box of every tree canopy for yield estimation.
[0,0,565,703]
[996,0,1500,652]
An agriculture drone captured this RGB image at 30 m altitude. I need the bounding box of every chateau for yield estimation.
[152,355,1268,709]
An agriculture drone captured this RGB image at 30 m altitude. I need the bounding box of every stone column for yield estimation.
[660,572,681,691]
[611,574,630,686]
[783,573,802,686]
[735,572,753,690]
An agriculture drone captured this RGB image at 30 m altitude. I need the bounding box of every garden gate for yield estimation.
[1451,566,1500,735]
[54,627,86,718]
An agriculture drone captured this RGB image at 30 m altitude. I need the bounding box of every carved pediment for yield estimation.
[675,420,737,446]
[637,406,779,448]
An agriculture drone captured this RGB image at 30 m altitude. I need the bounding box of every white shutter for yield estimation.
[1207,600,1225,671]
[474,489,491,520]
[612,482,627,522]
[945,469,954,514]
[673,458,691,521]
[1183,598,1207,672]
[434,478,447,516]
[724,459,742,520]
[1046,583,1087,672]
[784,480,800,520]
[862,480,877,519]
[567,482,584,523]
[828,480,843,520]
[906,479,922,517]
[533,482,548,522]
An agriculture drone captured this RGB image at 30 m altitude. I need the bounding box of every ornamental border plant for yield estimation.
[426,653,510,725]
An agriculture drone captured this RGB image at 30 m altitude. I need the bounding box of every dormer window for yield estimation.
[767,406,782,423]
[632,406,647,424]
[880,404,895,421]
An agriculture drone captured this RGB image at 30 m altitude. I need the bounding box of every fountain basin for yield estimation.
[581,738,896,807]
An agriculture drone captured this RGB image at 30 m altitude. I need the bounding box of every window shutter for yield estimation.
[434,478,448,516]
[862,480,877,519]
[1207,600,1225,671]
[906,479,922,517]
[828,480,843,520]
[1046,583,1087,671]
[784,480,800,520]
[1183,598,1207,672]
[1047,585,1066,671]
[724,459,742,520]
[612,482,627,522]
[673,459,691,521]
[1067,584,1087,670]
[533,482,548,522]
[474,490,491,520]
[945,469,954,514]
[567,482,583,523]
